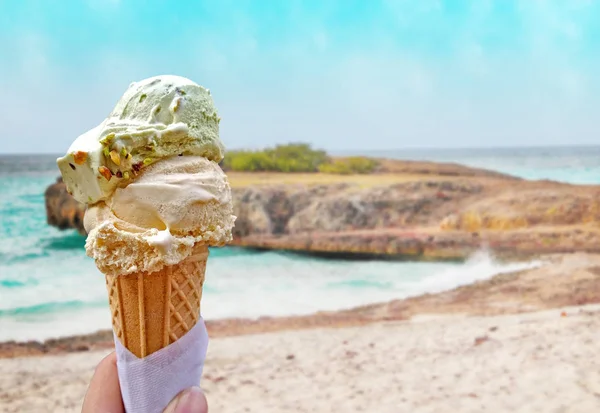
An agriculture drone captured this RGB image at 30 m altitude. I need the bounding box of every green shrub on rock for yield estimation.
[221,143,377,174]
[319,157,378,174]
[225,150,276,171]
[222,143,328,172]
[269,143,328,172]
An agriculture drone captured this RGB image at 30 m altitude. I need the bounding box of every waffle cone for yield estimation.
[105,244,208,358]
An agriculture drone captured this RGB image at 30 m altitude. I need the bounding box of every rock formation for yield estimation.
[45,178,86,235]
[44,159,600,259]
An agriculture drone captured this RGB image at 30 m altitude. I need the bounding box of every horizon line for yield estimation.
[2,143,600,157]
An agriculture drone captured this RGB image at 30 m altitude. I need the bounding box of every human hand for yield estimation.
[82,352,208,413]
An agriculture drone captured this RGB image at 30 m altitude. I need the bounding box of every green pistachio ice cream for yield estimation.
[58,75,224,204]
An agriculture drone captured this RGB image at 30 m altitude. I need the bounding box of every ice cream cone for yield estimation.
[105,244,209,358]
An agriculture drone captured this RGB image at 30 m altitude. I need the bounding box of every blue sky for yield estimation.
[0,0,599,153]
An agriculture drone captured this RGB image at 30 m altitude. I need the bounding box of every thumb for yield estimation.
[82,352,124,413]
[163,387,208,413]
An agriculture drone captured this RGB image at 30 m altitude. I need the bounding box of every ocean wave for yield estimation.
[0,240,542,341]
[0,300,104,317]
[0,204,39,217]
[0,279,30,288]
[18,193,45,204]
[0,306,112,342]
[38,233,86,250]
[0,250,50,265]
[326,279,394,289]
[410,249,541,295]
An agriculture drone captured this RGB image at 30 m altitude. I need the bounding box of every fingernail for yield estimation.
[174,387,206,413]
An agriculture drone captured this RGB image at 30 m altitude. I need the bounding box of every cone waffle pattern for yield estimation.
[105,244,208,358]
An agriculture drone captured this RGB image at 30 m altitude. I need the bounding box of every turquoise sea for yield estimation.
[1,146,599,342]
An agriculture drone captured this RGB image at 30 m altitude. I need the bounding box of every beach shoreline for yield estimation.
[2,249,600,411]
[2,251,599,359]
[2,304,599,412]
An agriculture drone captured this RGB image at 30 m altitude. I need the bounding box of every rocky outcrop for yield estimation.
[229,177,600,259]
[440,188,600,231]
[45,161,600,259]
[286,181,483,232]
[44,178,86,235]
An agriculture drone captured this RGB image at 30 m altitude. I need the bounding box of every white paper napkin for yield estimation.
[114,318,209,413]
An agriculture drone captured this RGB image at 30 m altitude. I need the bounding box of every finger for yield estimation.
[82,352,124,413]
[163,387,208,413]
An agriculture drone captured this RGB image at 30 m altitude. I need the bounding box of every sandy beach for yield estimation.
[2,252,600,412]
[1,304,599,413]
